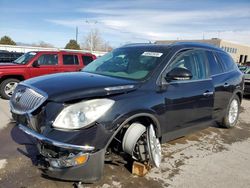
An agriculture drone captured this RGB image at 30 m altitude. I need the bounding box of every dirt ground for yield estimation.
[0,97,250,188]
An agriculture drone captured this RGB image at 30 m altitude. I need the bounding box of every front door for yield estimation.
[29,53,58,78]
[162,49,214,134]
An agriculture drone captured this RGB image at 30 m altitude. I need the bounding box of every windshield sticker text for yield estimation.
[142,52,163,57]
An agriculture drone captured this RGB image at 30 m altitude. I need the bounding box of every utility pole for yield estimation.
[76,26,78,43]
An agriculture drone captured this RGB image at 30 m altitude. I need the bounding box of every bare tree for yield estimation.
[82,29,112,52]
[103,41,113,52]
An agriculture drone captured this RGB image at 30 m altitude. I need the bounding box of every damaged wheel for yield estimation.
[122,123,161,167]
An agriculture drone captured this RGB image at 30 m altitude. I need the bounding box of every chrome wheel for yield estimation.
[228,99,239,124]
[4,82,18,97]
[147,124,162,168]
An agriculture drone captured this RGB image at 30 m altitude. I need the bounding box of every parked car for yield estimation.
[0,51,23,63]
[10,43,244,182]
[0,50,96,99]
[239,65,250,95]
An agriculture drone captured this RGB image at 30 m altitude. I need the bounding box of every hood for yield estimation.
[0,62,26,68]
[23,72,139,102]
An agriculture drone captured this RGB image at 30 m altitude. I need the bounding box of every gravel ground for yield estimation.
[0,97,250,188]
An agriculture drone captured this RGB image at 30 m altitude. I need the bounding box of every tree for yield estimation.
[103,41,113,52]
[65,39,81,50]
[82,29,113,51]
[0,36,16,45]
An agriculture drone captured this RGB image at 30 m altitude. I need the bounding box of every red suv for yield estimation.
[0,50,96,99]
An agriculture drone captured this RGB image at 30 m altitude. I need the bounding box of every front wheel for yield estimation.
[122,123,162,167]
[221,95,240,128]
[0,78,20,100]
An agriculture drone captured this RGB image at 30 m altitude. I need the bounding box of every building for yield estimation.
[156,38,250,64]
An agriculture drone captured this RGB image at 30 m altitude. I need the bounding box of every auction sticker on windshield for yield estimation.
[142,52,163,57]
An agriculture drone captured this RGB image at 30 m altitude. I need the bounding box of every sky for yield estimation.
[0,0,250,48]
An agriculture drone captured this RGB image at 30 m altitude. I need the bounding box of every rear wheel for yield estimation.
[0,78,20,100]
[122,123,162,167]
[221,95,240,128]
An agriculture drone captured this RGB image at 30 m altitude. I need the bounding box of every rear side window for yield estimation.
[63,55,79,65]
[216,52,237,72]
[37,54,58,65]
[206,51,224,76]
[82,55,94,65]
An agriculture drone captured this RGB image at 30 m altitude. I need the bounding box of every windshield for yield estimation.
[83,47,165,80]
[14,52,37,64]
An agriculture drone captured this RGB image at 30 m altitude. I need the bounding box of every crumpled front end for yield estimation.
[10,84,106,182]
[18,124,105,182]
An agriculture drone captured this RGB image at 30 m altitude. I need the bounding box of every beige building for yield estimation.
[156,38,250,64]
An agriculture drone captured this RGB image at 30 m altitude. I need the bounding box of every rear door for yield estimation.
[58,53,82,72]
[162,49,214,134]
[206,51,236,120]
[29,53,59,78]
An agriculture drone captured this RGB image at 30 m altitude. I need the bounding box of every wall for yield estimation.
[219,40,250,63]
[0,44,107,57]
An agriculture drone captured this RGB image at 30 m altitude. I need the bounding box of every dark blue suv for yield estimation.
[10,42,244,182]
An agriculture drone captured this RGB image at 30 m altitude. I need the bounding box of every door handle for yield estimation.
[203,91,214,96]
[224,83,230,88]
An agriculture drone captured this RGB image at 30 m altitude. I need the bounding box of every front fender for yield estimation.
[104,110,162,149]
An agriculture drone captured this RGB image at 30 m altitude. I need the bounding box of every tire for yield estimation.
[221,95,240,128]
[122,123,146,157]
[0,78,20,100]
[122,122,162,167]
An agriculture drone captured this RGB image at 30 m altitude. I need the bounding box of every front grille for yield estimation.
[10,85,47,115]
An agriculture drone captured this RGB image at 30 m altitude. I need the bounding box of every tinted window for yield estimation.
[63,55,79,65]
[37,54,58,65]
[167,50,207,80]
[206,51,224,75]
[216,52,237,72]
[82,55,93,65]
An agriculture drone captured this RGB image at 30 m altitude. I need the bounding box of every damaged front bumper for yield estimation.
[18,124,95,151]
[18,124,105,182]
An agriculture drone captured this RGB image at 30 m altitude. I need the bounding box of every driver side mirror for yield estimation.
[32,60,40,68]
[165,67,192,82]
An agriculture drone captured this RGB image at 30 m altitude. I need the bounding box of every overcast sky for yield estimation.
[0,0,250,48]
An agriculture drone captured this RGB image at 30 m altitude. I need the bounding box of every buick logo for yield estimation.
[15,89,25,102]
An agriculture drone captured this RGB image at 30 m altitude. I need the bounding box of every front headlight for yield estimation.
[53,99,115,130]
